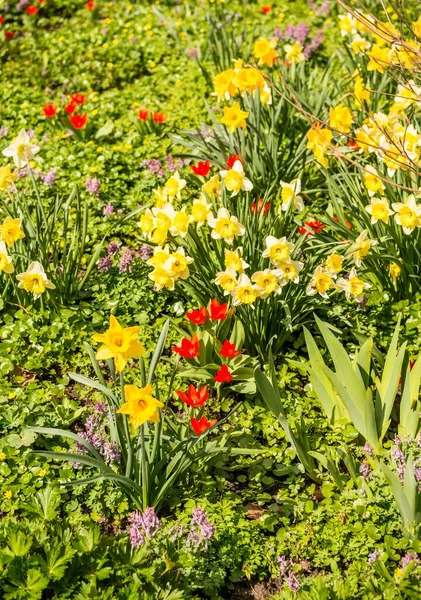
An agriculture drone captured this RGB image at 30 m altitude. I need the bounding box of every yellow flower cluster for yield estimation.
[339,12,420,73]
[140,163,251,290]
[215,236,304,307]
[213,58,272,105]
[306,249,371,301]
[0,216,55,299]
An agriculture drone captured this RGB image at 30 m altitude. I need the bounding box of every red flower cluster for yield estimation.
[186,299,232,325]
[226,154,243,168]
[190,160,211,177]
[176,384,209,407]
[261,5,272,13]
[251,199,271,215]
[298,220,325,236]
[138,109,167,124]
[190,416,217,435]
[172,334,200,359]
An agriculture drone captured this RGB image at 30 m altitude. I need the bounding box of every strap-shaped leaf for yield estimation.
[148,319,170,383]
[26,426,103,461]
[69,372,118,406]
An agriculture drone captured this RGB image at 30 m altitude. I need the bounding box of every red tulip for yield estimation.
[176,384,209,407]
[251,199,271,215]
[209,298,230,321]
[0,16,5,24]
[153,112,167,123]
[214,364,233,383]
[43,104,57,118]
[70,93,88,105]
[261,5,272,14]
[219,340,239,359]
[226,154,243,169]
[85,0,95,9]
[5,31,14,39]
[298,220,325,236]
[26,5,39,14]
[64,102,76,114]
[172,334,200,359]
[190,160,211,176]
[186,307,208,325]
[348,140,360,151]
[69,114,88,129]
[191,415,217,435]
[138,109,149,121]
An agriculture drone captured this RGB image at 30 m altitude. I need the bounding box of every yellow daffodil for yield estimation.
[147,246,171,267]
[251,269,282,297]
[284,41,305,63]
[365,197,393,224]
[213,69,237,100]
[350,35,371,55]
[163,171,186,201]
[276,260,304,285]
[232,67,264,93]
[166,248,193,280]
[139,209,155,236]
[363,166,385,196]
[367,44,392,73]
[253,38,278,66]
[149,266,176,290]
[224,247,249,272]
[391,81,421,114]
[117,384,163,429]
[215,268,238,294]
[329,103,353,134]
[92,315,145,372]
[337,268,371,302]
[392,195,421,234]
[208,208,245,245]
[280,178,304,212]
[219,160,253,197]
[307,126,332,167]
[2,129,40,168]
[0,216,25,247]
[306,266,335,298]
[324,252,343,275]
[202,175,221,200]
[172,209,191,237]
[220,102,249,133]
[0,241,14,274]
[231,273,258,306]
[353,74,371,108]
[347,230,377,267]
[0,166,17,192]
[389,262,401,279]
[263,235,295,266]
[191,196,213,226]
[338,14,357,36]
[16,261,55,300]
[153,187,166,208]
[259,80,272,105]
